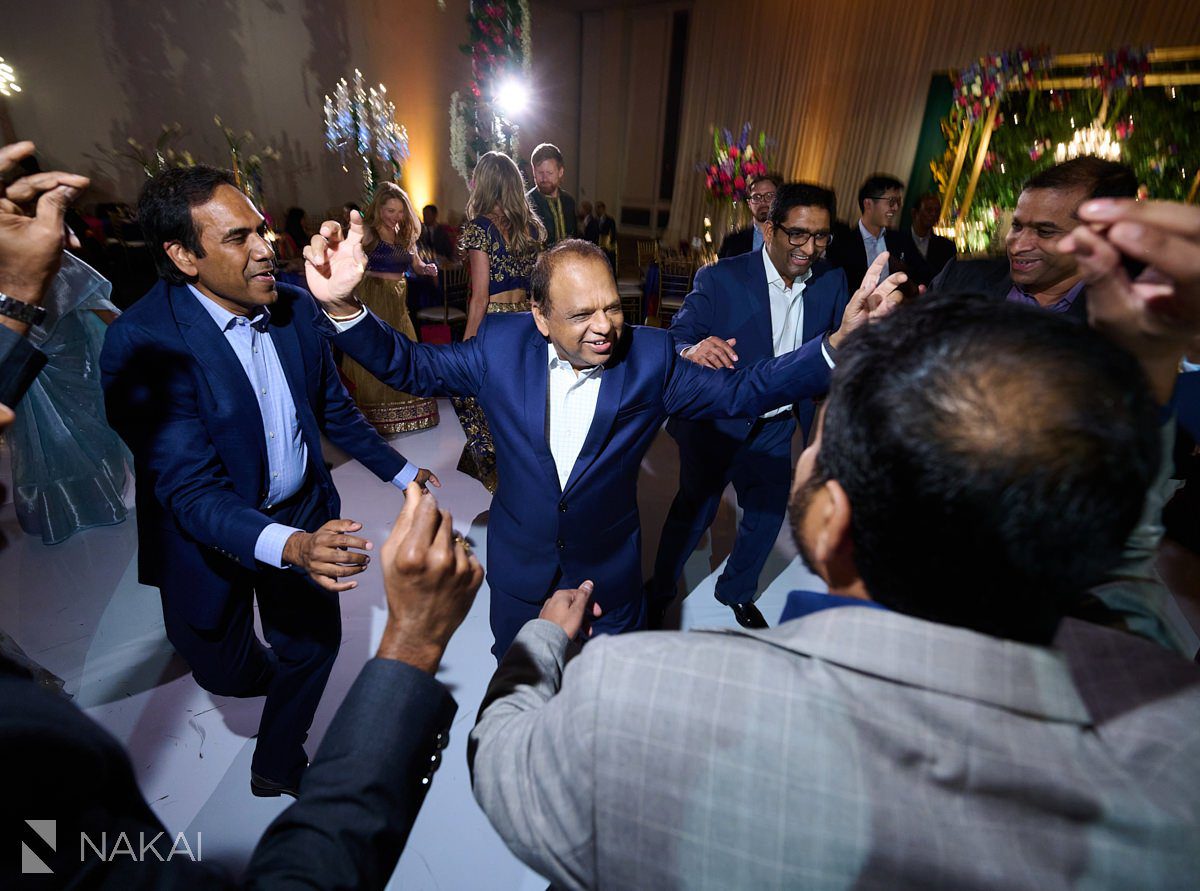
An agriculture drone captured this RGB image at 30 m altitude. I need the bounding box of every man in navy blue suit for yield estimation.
[100,166,435,797]
[303,219,904,658]
[649,182,855,628]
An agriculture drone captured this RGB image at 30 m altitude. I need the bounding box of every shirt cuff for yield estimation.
[820,336,836,368]
[256,522,304,568]
[324,305,368,332]
[391,462,419,489]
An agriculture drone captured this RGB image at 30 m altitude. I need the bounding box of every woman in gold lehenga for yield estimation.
[454,151,547,492]
[339,183,440,433]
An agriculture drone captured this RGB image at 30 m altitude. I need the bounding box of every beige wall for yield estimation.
[0,0,580,225]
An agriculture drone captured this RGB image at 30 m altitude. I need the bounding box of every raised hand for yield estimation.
[283,518,373,593]
[303,210,368,315]
[684,336,739,369]
[1059,198,1200,403]
[829,252,909,349]
[539,581,602,640]
[0,141,89,318]
[376,483,484,672]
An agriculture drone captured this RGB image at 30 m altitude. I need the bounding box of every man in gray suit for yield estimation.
[469,198,1200,889]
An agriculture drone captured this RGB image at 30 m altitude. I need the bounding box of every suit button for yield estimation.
[435,731,449,751]
[558,501,567,512]
[556,539,565,550]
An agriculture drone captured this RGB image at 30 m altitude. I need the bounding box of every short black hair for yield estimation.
[814,293,1160,644]
[529,238,610,312]
[1025,157,1138,200]
[423,204,438,215]
[858,174,904,212]
[769,182,837,227]
[137,165,239,285]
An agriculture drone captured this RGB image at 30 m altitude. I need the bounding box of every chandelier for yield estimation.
[0,56,20,97]
[323,69,410,199]
[1055,120,1120,164]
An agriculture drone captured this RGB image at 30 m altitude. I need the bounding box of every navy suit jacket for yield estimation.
[1,649,455,887]
[100,281,406,617]
[668,250,849,442]
[321,311,832,611]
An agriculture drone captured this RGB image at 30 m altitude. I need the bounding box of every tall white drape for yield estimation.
[666,0,1200,243]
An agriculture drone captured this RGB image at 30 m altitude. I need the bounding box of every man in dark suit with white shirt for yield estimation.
[650,183,865,629]
[829,174,930,287]
[910,192,956,279]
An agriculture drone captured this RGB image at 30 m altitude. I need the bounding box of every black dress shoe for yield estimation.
[729,602,769,629]
[251,772,300,799]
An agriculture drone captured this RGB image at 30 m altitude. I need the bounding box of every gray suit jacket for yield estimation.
[470,610,1200,890]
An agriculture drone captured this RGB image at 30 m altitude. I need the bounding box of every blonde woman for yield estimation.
[340,182,440,433]
[454,151,546,490]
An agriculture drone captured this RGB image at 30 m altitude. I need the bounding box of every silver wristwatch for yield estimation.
[0,291,47,326]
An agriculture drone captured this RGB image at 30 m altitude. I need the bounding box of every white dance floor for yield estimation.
[0,399,822,888]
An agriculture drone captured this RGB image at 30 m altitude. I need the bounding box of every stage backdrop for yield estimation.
[665,0,1200,245]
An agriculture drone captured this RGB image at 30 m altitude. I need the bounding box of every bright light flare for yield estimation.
[494,77,529,117]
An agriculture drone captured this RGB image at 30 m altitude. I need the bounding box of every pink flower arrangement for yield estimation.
[701,123,772,202]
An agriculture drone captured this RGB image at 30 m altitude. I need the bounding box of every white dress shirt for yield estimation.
[760,247,811,418]
[546,344,604,489]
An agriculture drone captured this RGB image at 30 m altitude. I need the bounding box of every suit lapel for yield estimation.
[748,255,774,358]
[170,284,268,469]
[801,271,832,343]
[523,330,562,493]
[563,353,627,495]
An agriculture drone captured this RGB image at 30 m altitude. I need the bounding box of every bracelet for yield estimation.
[326,297,365,322]
[0,291,47,326]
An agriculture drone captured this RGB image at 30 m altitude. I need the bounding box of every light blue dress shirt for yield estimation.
[187,286,416,569]
[752,224,764,253]
[858,219,887,270]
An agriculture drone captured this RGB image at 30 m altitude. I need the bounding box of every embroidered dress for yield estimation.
[340,238,440,434]
[453,216,539,492]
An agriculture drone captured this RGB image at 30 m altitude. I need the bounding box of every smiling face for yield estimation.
[166,184,276,316]
[380,197,406,231]
[1006,186,1087,294]
[862,187,902,232]
[766,204,832,285]
[532,254,625,369]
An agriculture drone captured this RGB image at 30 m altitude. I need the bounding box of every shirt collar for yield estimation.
[546,342,602,375]
[858,219,885,244]
[779,589,887,624]
[1008,279,1086,313]
[761,245,813,292]
[187,283,271,331]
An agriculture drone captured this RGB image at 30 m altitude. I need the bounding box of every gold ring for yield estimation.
[453,533,472,553]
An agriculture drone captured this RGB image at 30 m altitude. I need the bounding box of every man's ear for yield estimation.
[531,302,551,338]
[164,242,198,280]
[814,479,861,591]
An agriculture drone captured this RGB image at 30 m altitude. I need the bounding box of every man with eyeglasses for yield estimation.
[718,172,783,258]
[830,174,929,289]
[649,182,867,629]
[933,158,1138,321]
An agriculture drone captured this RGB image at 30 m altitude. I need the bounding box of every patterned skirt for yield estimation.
[452,300,530,493]
[340,275,440,434]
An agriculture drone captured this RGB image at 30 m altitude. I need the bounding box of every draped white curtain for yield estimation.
[666,0,1200,243]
